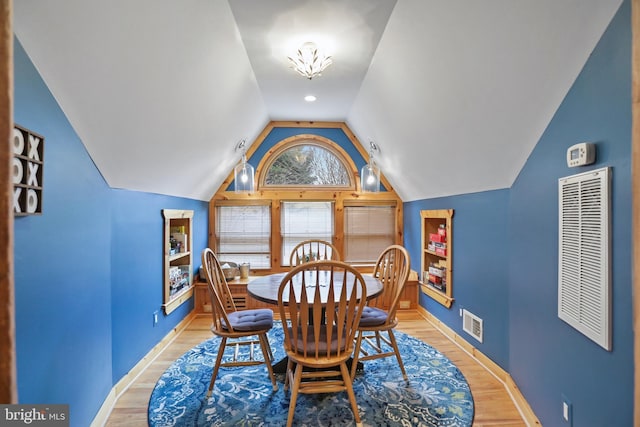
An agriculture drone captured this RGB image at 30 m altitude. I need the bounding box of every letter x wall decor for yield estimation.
[12,124,44,215]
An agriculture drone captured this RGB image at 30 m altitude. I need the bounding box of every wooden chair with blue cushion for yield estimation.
[350,244,410,380]
[201,248,277,397]
[278,260,366,427]
[289,239,341,266]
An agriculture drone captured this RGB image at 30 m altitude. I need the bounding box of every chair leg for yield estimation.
[388,329,408,381]
[207,337,227,398]
[339,362,362,427]
[375,331,382,350]
[350,331,364,380]
[258,333,278,391]
[265,336,275,363]
[284,358,294,392]
[286,362,304,427]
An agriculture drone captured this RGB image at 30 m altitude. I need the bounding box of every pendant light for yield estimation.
[234,139,255,193]
[361,141,380,193]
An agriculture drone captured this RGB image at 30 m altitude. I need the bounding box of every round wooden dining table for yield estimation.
[247,271,383,374]
[247,271,383,306]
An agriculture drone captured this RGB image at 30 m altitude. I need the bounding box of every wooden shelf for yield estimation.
[169,251,191,262]
[424,249,447,258]
[420,281,454,308]
[420,209,454,308]
[162,285,194,314]
[162,209,194,315]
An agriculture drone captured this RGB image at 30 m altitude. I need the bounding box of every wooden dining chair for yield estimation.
[350,244,410,381]
[289,239,341,266]
[201,248,277,397]
[278,260,366,427]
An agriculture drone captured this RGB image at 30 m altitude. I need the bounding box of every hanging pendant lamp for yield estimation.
[234,139,255,193]
[361,141,380,193]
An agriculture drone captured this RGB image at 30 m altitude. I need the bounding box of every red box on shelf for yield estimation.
[428,266,444,277]
[429,233,446,243]
[428,274,442,284]
[435,247,447,256]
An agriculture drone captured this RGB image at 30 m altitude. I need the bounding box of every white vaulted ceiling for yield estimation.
[13,0,623,201]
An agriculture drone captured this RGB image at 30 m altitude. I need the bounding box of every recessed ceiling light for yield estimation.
[304,95,317,102]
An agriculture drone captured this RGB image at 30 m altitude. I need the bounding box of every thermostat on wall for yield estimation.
[566,142,595,167]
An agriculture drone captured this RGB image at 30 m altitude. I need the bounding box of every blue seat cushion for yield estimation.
[287,325,348,355]
[225,309,274,331]
[358,306,388,327]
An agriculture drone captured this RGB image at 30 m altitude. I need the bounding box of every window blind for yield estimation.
[281,201,334,266]
[215,204,271,269]
[344,205,395,263]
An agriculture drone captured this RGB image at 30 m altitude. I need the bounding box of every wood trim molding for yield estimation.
[209,121,405,271]
[255,133,358,190]
[632,1,639,425]
[0,0,16,404]
[416,306,542,426]
[213,121,395,195]
[90,312,197,426]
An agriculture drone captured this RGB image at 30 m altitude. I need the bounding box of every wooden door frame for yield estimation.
[633,1,640,425]
[0,0,16,403]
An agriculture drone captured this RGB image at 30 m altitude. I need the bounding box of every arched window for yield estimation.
[258,135,355,190]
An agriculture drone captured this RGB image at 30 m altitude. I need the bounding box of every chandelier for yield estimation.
[288,42,333,80]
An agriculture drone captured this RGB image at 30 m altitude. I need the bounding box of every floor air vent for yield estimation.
[462,309,483,343]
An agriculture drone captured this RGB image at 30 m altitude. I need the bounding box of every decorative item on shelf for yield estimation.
[361,140,380,193]
[427,261,447,291]
[220,261,239,281]
[12,124,44,215]
[234,139,255,193]
[287,41,332,80]
[239,262,250,279]
[169,265,190,296]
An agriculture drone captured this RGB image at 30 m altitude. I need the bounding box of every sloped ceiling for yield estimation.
[13,0,622,201]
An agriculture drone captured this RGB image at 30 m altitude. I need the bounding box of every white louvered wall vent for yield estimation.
[558,167,611,351]
[462,309,483,343]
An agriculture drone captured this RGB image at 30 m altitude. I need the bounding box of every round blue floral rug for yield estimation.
[148,323,474,426]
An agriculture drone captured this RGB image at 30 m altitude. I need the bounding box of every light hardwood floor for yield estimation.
[105,310,526,426]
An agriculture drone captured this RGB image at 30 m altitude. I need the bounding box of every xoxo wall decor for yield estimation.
[12,124,44,215]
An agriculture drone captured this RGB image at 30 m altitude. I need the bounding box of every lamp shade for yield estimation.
[234,155,255,193]
[360,161,380,193]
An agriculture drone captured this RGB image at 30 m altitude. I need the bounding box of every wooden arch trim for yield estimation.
[255,133,358,191]
[213,121,396,196]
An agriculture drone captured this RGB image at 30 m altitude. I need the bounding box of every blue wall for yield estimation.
[406,2,633,426]
[405,190,511,370]
[110,191,208,382]
[13,39,208,426]
[508,1,632,426]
